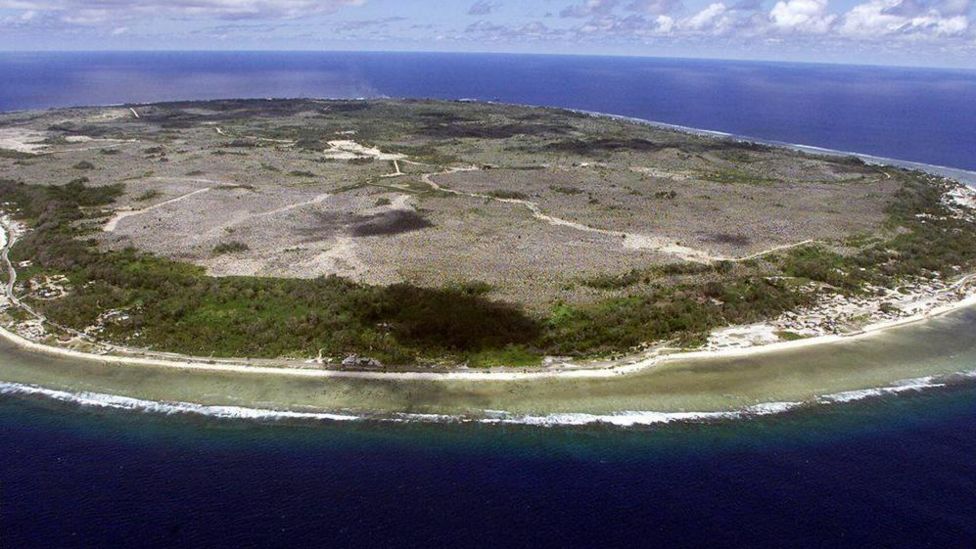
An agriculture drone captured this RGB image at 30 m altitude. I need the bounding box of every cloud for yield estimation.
[839,0,970,36]
[465,19,565,40]
[2,0,973,63]
[655,14,675,31]
[0,8,40,25]
[626,0,683,15]
[576,13,648,34]
[0,0,366,24]
[561,0,619,18]
[334,16,405,32]
[682,2,732,31]
[468,0,499,15]
[769,0,836,33]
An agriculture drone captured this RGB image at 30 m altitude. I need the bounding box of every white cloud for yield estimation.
[682,2,732,32]
[769,0,836,33]
[0,0,365,24]
[655,13,675,31]
[561,0,619,18]
[839,0,970,36]
[627,0,683,15]
[465,19,564,41]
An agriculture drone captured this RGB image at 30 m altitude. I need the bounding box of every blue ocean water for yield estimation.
[1,51,976,170]
[2,387,976,547]
[2,51,976,546]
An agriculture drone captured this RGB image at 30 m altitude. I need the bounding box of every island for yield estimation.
[1,98,975,384]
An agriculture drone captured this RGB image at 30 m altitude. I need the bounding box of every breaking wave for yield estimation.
[0,382,362,422]
[816,370,976,404]
[2,370,975,428]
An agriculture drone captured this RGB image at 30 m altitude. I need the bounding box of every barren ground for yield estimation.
[0,99,900,309]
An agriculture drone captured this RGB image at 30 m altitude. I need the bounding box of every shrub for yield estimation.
[288,170,316,178]
[212,241,249,255]
[488,190,528,200]
[135,190,161,202]
[549,185,583,195]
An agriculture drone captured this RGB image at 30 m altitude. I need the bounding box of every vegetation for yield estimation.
[549,185,583,195]
[212,241,250,255]
[773,175,976,292]
[0,149,34,160]
[0,176,813,362]
[487,190,528,200]
[2,171,975,366]
[0,180,539,364]
[135,190,161,202]
[3,99,976,368]
[546,277,813,353]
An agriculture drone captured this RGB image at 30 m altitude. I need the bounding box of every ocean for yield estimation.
[3,386,976,547]
[2,51,976,171]
[2,51,976,547]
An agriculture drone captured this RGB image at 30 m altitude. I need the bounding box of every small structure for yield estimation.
[341,354,383,368]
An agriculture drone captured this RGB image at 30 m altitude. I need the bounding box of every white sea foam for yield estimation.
[0,382,801,426]
[816,373,967,404]
[478,401,805,427]
[0,381,362,421]
[565,106,976,187]
[3,369,976,427]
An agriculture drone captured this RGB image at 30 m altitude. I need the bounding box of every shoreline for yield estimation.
[6,96,976,186]
[3,100,976,383]
[1,283,975,382]
[4,367,974,426]
[4,208,976,382]
[3,150,976,382]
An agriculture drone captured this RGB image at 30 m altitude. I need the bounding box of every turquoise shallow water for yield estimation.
[3,305,976,421]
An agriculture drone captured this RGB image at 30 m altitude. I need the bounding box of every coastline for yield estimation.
[1,276,975,382]
[3,104,976,381]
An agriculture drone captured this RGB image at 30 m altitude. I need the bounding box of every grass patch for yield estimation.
[775,330,808,341]
[466,345,541,368]
[549,185,583,195]
[212,241,249,255]
[701,169,776,186]
[487,190,528,200]
[0,149,35,160]
[135,190,161,202]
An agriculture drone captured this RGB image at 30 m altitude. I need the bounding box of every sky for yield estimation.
[0,0,974,68]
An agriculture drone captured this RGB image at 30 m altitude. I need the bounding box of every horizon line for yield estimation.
[1,48,975,73]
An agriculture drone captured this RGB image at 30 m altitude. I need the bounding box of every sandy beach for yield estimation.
[1,259,974,383]
[4,193,976,382]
